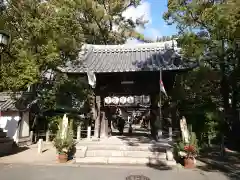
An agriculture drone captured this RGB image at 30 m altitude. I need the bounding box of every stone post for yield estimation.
[37,139,43,153]
[77,124,81,141]
[169,127,172,141]
[87,126,91,140]
[30,131,33,144]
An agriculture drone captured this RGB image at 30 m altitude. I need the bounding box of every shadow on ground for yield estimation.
[111,128,174,171]
[0,144,29,158]
[196,147,240,180]
[146,161,173,171]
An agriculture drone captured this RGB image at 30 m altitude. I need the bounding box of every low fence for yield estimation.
[34,126,95,143]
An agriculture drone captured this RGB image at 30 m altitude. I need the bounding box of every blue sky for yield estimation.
[123,0,178,41]
[143,0,177,39]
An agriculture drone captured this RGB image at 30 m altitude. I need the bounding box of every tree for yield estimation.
[0,0,148,133]
[72,0,146,44]
[0,0,146,90]
[164,0,240,148]
[0,0,85,91]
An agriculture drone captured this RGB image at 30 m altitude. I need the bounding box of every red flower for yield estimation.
[184,145,195,152]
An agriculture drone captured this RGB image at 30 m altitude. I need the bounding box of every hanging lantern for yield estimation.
[134,96,141,104]
[142,95,150,104]
[104,97,112,104]
[127,96,134,104]
[119,96,127,104]
[112,96,119,104]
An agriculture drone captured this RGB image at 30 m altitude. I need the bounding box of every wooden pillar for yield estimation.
[150,94,158,140]
[94,96,101,138]
[46,130,50,142]
[100,111,108,138]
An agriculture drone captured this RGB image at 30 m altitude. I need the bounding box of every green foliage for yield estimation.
[174,132,199,158]
[53,118,75,154]
[1,0,84,91]
[73,0,144,44]
[170,67,222,146]
[0,0,146,92]
[164,0,240,148]
[37,73,90,112]
[47,115,62,136]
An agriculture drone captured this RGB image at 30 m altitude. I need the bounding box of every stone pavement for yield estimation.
[0,163,230,180]
[0,143,64,165]
[0,142,239,180]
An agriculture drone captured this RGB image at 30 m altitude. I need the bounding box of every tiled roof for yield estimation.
[0,92,34,112]
[59,41,198,73]
[0,92,18,111]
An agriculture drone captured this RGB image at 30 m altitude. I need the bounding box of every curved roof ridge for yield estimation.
[83,40,178,51]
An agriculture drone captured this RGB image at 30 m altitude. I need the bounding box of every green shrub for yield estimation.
[53,119,75,154]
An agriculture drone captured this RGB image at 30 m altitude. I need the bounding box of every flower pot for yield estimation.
[184,157,195,168]
[57,153,68,163]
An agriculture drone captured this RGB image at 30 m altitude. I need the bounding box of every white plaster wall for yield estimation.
[19,112,30,137]
[0,112,20,142]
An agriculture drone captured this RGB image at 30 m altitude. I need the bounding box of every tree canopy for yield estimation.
[0,0,148,118]
[164,0,240,148]
[0,0,145,91]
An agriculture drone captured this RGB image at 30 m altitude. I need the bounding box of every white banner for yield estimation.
[87,71,96,88]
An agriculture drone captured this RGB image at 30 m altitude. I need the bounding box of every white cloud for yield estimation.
[122,0,152,32]
[122,1,162,42]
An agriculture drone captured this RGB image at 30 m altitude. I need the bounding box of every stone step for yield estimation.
[75,156,176,166]
[85,149,166,159]
[76,144,170,152]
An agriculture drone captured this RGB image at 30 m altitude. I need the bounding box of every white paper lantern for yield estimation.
[112,96,119,104]
[119,96,127,104]
[135,96,141,104]
[104,97,112,104]
[127,96,134,104]
[142,95,150,104]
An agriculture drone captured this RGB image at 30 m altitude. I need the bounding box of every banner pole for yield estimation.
[158,68,162,138]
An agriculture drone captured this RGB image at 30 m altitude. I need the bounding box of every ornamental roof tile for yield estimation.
[59,41,198,73]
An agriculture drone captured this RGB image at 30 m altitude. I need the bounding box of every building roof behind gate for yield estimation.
[0,92,35,112]
[59,40,198,73]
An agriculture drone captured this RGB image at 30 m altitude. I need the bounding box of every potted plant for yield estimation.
[53,118,75,163]
[174,132,198,168]
[182,144,197,168]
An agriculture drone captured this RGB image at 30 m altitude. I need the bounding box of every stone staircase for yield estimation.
[75,136,176,166]
[0,128,14,156]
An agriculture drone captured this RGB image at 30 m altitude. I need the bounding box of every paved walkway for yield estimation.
[0,144,64,165]
[0,164,230,180]
[0,142,239,180]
